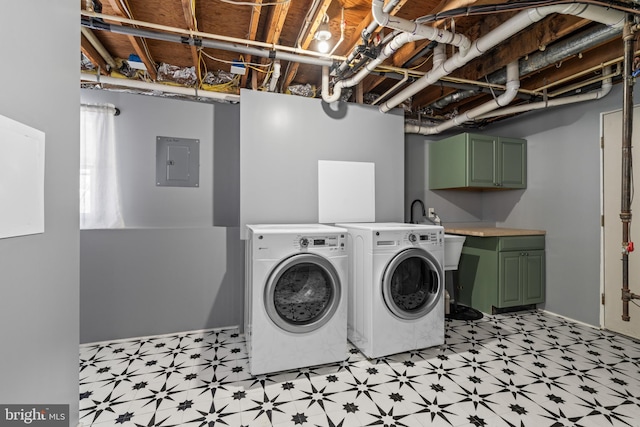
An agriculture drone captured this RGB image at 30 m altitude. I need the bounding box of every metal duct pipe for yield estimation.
[430,23,622,110]
[379,3,625,113]
[81,18,334,68]
[474,66,613,119]
[405,60,520,134]
[80,72,240,102]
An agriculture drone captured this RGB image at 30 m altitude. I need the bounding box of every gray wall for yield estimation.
[406,84,635,326]
[80,90,214,227]
[79,90,244,343]
[0,1,79,425]
[240,90,405,237]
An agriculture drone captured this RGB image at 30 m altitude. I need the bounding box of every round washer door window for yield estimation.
[382,248,443,320]
[264,253,341,334]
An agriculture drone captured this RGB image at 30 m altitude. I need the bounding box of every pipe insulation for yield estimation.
[81,18,334,68]
[430,23,622,110]
[405,60,520,135]
[378,3,625,113]
[80,72,240,102]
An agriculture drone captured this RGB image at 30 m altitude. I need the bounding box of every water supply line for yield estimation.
[621,15,640,321]
[378,3,626,113]
[81,12,337,68]
[80,72,240,102]
[405,60,520,134]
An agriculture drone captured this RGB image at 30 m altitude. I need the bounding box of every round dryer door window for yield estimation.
[264,253,341,334]
[382,248,443,320]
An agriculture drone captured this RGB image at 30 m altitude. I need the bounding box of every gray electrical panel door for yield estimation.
[156,136,199,187]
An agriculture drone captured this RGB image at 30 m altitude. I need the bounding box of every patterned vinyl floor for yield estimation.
[79,310,640,427]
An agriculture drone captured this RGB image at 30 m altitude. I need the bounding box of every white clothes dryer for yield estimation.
[245,224,348,375]
[336,222,445,359]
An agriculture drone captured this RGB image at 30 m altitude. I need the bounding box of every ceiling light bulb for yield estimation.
[317,39,330,54]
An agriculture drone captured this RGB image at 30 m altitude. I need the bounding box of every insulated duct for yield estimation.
[378,3,626,113]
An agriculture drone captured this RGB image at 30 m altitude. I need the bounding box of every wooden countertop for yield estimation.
[444,227,546,237]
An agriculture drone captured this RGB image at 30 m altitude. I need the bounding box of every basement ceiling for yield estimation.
[80,0,640,130]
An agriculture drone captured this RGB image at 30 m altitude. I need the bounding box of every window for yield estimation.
[79,103,123,229]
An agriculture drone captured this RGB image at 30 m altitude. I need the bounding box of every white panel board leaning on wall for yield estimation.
[0,114,45,239]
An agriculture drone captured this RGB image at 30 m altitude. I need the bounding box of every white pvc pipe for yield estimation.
[405,60,520,134]
[475,66,613,120]
[372,0,471,55]
[80,73,240,103]
[269,61,281,92]
[322,31,426,103]
[379,3,625,113]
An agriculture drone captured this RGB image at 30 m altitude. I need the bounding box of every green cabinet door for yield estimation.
[523,249,545,304]
[468,134,497,187]
[498,251,523,307]
[499,137,527,188]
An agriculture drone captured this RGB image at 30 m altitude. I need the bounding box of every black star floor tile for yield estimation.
[80,310,640,427]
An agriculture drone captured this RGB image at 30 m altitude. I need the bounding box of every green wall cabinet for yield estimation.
[457,235,545,314]
[429,133,527,190]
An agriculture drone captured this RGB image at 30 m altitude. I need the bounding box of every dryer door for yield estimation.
[382,248,443,320]
[264,253,341,334]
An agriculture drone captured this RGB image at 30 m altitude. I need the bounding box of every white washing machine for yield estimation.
[336,222,445,358]
[245,224,348,375]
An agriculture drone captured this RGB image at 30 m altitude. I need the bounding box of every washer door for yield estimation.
[264,253,341,334]
[382,248,443,320]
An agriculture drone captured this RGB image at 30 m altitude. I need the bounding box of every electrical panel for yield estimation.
[156,136,199,187]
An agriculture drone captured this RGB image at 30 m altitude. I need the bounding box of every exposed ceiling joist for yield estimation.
[106,0,157,80]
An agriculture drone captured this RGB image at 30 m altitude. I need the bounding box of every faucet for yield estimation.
[410,199,426,224]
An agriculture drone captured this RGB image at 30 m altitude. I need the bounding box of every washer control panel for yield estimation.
[297,234,346,250]
[374,229,443,247]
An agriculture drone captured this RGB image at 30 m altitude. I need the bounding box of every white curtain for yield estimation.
[80,103,124,229]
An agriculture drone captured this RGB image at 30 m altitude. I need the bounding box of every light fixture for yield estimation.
[314,13,332,53]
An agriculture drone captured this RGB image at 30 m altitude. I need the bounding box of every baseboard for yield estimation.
[79,325,240,347]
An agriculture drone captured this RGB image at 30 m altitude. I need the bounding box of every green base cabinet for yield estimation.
[457,235,545,314]
[429,133,526,190]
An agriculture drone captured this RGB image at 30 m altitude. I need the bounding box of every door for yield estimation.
[602,107,640,339]
[381,248,443,320]
[264,253,341,334]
